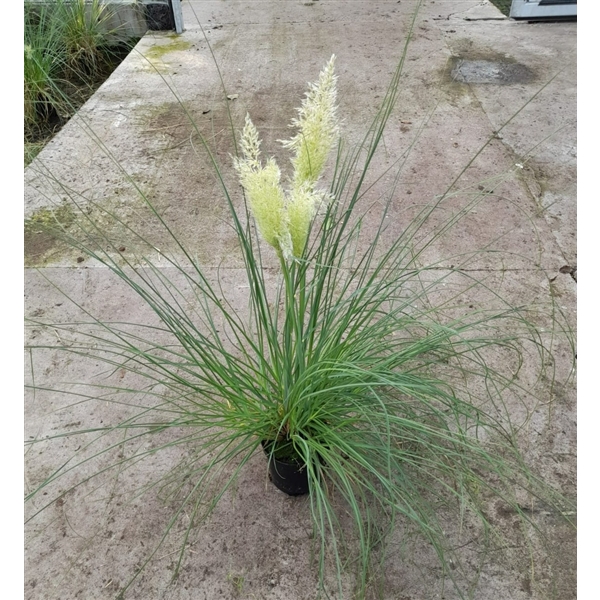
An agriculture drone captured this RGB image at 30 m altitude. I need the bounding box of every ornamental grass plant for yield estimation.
[24,2,69,136]
[24,0,137,165]
[25,11,575,599]
[58,0,115,78]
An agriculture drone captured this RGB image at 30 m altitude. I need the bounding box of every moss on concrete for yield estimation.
[24,202,77,266]
[143,36,192,66]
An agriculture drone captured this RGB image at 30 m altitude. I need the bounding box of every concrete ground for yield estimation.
[25,1,576,599]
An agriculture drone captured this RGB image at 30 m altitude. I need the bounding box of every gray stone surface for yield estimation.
[25,2,576,599]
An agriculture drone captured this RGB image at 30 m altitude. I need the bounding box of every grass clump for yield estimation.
[24,3,68,136]
[61,0,113,76]
[24,0,139,165]
[25,9,575,600]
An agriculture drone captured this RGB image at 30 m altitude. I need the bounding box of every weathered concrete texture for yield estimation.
[25,1,576,599]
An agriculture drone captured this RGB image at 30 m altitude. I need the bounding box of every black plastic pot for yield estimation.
[262,442,309,496]
[267,454,309,496]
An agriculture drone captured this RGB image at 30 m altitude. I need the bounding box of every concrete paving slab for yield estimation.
[25,2,576,599]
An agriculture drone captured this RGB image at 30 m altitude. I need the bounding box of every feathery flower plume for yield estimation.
[286,185,320,258]
[283,55,339,189]
[235,57,339,260]
[234,117,287,255]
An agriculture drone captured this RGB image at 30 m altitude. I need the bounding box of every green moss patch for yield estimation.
[143,37,192,65]
[24,202,76,265]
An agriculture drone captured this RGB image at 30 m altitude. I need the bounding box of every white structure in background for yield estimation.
[510,0,577,20]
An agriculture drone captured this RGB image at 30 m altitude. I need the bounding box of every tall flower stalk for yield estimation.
[233,58,342,430]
